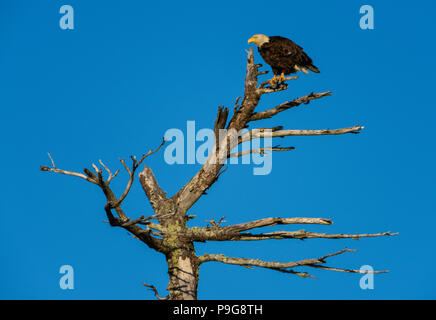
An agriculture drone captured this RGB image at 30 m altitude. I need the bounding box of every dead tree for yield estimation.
[40,48,396,300]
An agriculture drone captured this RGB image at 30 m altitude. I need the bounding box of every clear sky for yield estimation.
[1,0,435,299]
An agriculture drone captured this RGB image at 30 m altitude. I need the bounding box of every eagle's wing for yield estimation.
[268,37,314,68]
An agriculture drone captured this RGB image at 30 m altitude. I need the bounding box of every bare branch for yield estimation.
[40,166,99,184]
[186,217,333,241]
[273,268,317,279]
[141,137,167,161]
[186,215,397,243]
[139,166,168,213]
[110,159,135,208]
[201,230,398,241]
[234,96,242,112]
[99,160,119,185]
[143,282,169,300]
[40,156,99,185]
[256,83,289,95]
[206,216,227,228]
[308,265,387,274]
[228,146,295,158]
[198,249,387,275]
[214,106,230,133]
[218,217,332,231]
[92,163,101,175]
[239,125,364,144]
[120,158,131,175]
[40,145,166,252]
[110,138,166,209]
[226,217,333,230]
[102,198,164,251]
[214,106,230,156]
[187,220,396,242]
[250,91,332,121]
[104,201,123,226]
[269,126,364,137]
[47,152,56,168]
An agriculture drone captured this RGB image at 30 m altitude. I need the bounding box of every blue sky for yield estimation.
[1,0,435,299]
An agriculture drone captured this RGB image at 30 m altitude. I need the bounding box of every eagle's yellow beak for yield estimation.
[248,36,256,44]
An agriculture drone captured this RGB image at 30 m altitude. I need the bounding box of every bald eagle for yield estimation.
[248,34,320,83]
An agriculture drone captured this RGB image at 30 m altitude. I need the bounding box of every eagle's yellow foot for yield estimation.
[268,75,279,85]
[268,73,286,85]
[276,73,286,82]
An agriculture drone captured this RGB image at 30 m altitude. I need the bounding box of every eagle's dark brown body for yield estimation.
[258,36,320,76]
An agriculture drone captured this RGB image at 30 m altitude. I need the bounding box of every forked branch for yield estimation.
[198,249,388,278]
[113,137,166,208]
[195,230,397,241]
[40,141,166,252]
[143,282,169,300]
[186,216,396,242]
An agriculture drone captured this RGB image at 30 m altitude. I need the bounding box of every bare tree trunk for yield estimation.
[165,241,199,300]
[139,167,200,299]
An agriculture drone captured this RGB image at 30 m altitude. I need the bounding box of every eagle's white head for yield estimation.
[247,34,270,47]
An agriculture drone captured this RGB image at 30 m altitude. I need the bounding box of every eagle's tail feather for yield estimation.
[308,64,320,73]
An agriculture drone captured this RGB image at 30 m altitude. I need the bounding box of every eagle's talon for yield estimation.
[269,73,286,86]
[268,75,279,85]
[277,73,286,83]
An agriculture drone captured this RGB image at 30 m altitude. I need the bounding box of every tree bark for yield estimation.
[165,240,199,300]
[139,166,199,299]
